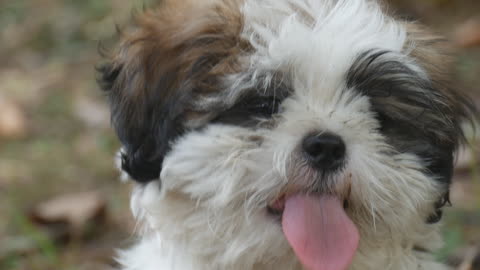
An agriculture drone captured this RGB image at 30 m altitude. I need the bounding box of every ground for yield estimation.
[0,1,479,270]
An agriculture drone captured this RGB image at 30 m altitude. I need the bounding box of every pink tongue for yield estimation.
[282,195,359,270]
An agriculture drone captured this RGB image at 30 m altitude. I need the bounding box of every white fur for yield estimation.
[118,0,451,269]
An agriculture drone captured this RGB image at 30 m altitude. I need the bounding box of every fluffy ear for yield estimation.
[97,47,186,183]
[406,23,476,169]
[406,24,476,133]
[405,23,477,222]
[97,0,245,182]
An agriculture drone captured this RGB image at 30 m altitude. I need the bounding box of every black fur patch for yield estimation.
[346,50,473,223]
[96,0,249,184]
[347,50,459,183]
[212,82,291,127]
[97,62,188,183]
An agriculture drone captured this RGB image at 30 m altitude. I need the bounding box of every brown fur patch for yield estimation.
[115,0,248,97]
[98,0,250,182]
[405,23,454,85]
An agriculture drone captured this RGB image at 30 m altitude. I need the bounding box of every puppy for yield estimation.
[98,0,474,269]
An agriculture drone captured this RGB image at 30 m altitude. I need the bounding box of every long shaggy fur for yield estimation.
[98,0,475,269]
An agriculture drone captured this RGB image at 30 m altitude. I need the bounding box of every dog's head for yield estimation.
[99,0,474,269]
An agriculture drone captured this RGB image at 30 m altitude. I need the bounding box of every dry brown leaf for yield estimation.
[30,191,107,238]
[0,94,27,139]
[454,18,480,48]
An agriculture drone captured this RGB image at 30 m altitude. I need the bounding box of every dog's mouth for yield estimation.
[267,181,352,217]
[267,185,359,270]
[267,195,286,217]
[267,193,350,217]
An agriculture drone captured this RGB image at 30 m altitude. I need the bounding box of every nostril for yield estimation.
[302,132,346,170]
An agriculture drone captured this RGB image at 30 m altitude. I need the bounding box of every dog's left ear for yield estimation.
[406,24,476,134]
[406,23,477,222]
[97,2,245,183]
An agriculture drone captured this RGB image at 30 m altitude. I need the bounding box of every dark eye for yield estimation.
[243,96,280,116]
[212,96,281,126]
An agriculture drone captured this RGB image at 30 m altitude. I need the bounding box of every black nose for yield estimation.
[302,132,346,171]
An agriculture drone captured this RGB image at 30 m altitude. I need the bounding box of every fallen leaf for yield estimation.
[0,94,27,139]
[30,191,107,239]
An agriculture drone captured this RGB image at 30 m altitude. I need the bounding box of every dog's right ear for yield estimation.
[97,47,186,183]
[96,9,194,183]
[97,2,246,183]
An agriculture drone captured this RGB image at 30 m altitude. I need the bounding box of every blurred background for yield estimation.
[0,1,479,270]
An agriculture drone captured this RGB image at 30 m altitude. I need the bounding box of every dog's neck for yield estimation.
[119,230,450,270]
[119,185,450,270]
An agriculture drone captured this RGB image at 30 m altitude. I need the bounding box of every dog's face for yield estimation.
[99,0,473,269]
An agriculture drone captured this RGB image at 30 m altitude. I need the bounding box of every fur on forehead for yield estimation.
[240,0,406,89]
[241,0,473,147]
[98,0,248,182]
[98,0,475,185]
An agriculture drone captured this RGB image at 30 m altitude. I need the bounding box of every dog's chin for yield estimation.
[267,192,350,218]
